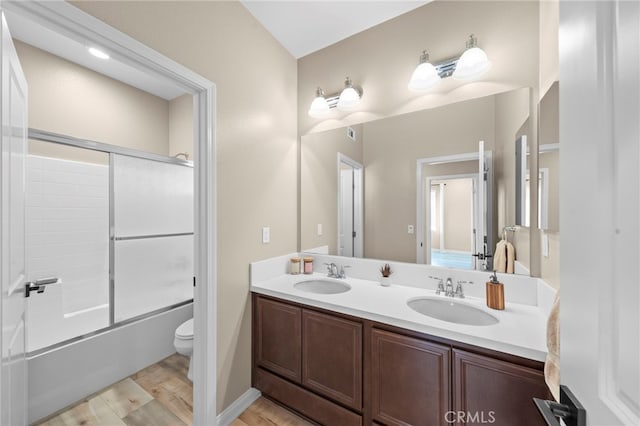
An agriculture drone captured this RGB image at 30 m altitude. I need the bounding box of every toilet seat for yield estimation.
[175,318,193,339]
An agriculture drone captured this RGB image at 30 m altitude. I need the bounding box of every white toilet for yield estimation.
[174,318,194,380]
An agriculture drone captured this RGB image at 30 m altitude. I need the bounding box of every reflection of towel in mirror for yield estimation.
[506,241,515,273]
[545,293,560,401]
[494,239,516,273]
[493,240,507,272]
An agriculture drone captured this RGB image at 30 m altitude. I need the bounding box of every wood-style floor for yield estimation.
[35,353,311,426]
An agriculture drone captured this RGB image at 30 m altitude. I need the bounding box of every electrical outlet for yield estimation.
[317,223,323,236]
[408,225,414,234]
[262,227,270,244]
[542,233,549,257]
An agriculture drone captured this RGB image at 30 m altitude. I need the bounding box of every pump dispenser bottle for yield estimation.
[486,272,505,310]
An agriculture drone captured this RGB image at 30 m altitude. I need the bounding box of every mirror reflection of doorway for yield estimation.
[416,145,493,270]
[338,154,363,257]
[430,176,475,269]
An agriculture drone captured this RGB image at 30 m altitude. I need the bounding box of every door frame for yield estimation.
[2,2,217,424]
[416,150,493,265]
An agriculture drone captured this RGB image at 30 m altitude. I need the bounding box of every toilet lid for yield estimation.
[176,318,194,338]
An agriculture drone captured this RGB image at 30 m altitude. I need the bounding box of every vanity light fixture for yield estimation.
[408,51,442,91]
[408,34,491,92]
[88,47,110,60]
[308,77,363,117]
[452,34,491,81]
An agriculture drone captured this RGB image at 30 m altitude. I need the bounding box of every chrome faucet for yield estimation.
[324,262,350,278]
[444,278,455,297]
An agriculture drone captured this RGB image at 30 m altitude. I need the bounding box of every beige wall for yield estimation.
[169,94,194,159]
[441,178,473,252]
[16,40,171,155]
[298,1,539,137]
[301,125,363,254]
[71,0,298,413]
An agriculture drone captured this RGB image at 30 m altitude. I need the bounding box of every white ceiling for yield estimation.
[241,1,430,58]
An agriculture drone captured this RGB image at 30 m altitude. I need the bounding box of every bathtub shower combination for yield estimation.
[25,130,194,354]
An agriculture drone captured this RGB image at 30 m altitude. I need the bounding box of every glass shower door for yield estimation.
[111,154,194,322]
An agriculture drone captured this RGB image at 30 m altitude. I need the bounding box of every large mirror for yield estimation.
[301,88,532,274]
[538,81,559,232]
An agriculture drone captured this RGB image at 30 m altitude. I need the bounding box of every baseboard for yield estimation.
[217,387,262,426]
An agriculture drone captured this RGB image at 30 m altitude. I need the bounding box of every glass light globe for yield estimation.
[308,87,330,117]
[337,77,361,111]
[408,58,441,92]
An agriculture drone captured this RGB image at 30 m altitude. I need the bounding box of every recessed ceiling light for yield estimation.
[88,47,109,60]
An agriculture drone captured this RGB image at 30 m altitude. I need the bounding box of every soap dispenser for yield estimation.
[486,272,505,310]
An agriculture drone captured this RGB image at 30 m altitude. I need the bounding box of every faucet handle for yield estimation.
[339,265,351,278]
[429,276,445,294]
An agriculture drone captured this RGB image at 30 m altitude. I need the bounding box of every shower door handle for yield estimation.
[25,277,62,298]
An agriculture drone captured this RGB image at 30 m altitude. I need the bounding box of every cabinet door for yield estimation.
[453,349,549,426]
[302,309,363,411]
[255,297,302,383]
[371,329,451,426]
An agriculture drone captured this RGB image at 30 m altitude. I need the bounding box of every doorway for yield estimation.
[337,153,363,258]
[416,146,493,270]
[0,2,216,424]
[429,175,476,270]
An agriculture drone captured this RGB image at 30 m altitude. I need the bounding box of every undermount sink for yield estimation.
[407,297,499,326]
[294,279,351,294]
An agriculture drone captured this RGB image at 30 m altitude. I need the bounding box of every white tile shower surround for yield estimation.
[251,253,556,362]
[26,155,109,352]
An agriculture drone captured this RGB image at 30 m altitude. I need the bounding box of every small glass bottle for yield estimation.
[303,257,314,274]
[290,257,301,275]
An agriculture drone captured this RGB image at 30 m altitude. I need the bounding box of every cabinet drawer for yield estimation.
[255,297,302,383]
[302,309,363,411]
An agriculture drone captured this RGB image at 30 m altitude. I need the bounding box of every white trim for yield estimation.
[3,2,217,423]
[216,388,261,426]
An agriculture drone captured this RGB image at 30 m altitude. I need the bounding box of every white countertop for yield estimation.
[251,272,549,362]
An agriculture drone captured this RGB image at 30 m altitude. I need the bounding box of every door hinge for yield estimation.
[193,276,196,287]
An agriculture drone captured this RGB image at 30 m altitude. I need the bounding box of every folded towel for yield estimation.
[544,293,560,401]
[493,239,507,272]
[506,241,515,274]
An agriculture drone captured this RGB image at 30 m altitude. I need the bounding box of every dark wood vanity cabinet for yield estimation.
[453,349,550,426]
[252,293,549,426]
[370,329,450,426]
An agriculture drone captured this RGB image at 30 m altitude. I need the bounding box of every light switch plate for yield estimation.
[262,227,270,244]
[408,225,414,234]
[542,233,549,257]
[317,223,323,236]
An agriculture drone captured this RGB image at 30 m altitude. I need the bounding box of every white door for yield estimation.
[0,11,29,426]
[337,154,363,258]
[473,141,488,270]
[560,1,639,424]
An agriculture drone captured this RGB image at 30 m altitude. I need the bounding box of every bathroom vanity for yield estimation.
[250,256,554,426]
